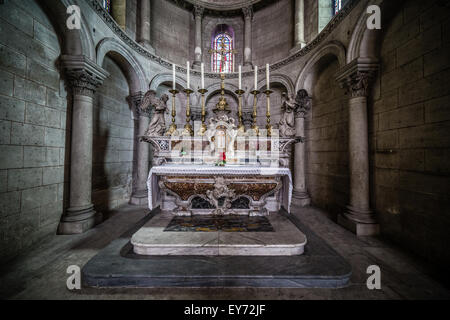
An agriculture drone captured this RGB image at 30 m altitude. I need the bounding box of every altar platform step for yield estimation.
[131,212,307,256]
[81,208,352,288]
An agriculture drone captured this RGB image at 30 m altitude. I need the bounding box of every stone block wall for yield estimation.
[93,56,135,213]
[371,0,450,266]
[306,59,349,218]
[0,0,68,262]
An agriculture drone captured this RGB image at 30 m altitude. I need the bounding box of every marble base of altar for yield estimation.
[147,165,293,216]
[131,211,306,256]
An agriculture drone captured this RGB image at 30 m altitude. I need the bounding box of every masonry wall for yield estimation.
[93,56,135,214]
[0,0,67,262]
[371,0,450,266]
[306,59,349,218]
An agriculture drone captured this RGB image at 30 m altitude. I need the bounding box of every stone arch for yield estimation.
[295,40,346,94]
[205,82,239,105]
[96,38,147,93]
[256,74,294,96]
[149,73,187,91]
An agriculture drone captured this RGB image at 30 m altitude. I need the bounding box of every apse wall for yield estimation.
[93,56,135,214]
[0,0,68,262]
[371,0,450,266]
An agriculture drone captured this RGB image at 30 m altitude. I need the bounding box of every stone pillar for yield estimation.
[129,92,151,205]
[112,0,127,30]
[293,90,311,206]
[138,0,153,51]
[292,0,306,52]
[336,59,379,236]
[242,6,253,68]
[192,5,204,68]
[58,55,109,235]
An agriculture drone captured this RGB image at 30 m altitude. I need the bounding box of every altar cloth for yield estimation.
[147,164,293,213]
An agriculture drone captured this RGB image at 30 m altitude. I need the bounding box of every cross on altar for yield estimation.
[209,36,237,73]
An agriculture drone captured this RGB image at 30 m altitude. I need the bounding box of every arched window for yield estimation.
[102,0,111,13]
[211,24,234,73]
[333,0,342,15]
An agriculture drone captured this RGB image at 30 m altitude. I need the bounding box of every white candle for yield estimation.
[254,65,258,91]
[238,65,242,90]
[186,61,190,89]
[201,63,205,89]
[172,64,176,90]
[266,64,270,90]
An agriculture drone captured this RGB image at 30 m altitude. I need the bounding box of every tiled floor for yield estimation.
[0,203,449,299]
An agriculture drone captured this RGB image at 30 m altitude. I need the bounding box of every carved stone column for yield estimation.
[293,90,311,206]
[58,55,109,234]
[242,6,253,68]
[129,92,151,205]
[138,0,154,52]
[192,5,204,68]
[336,58,379,236]
[292,0,306,52]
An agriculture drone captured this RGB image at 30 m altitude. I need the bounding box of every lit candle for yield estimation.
[172,64,176,90]
[186,61,190,89]
[201,62,205,89]
[238,65,242,90]
[254,65,258,91]
[266,64,270,90]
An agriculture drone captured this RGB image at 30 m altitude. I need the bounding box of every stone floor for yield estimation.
[0,202,449,299]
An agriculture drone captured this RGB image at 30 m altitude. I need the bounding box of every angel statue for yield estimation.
[278,92,296,137]
[140,90,169,137]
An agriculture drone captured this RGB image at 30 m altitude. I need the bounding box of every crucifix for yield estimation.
[209,36,237,73]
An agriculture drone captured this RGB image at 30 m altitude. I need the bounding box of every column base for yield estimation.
[192,61,202,69]
[292,190,311,207]
[338,214,379,236]
[290,42,306,55]
[138,40,155,54]
[130,191,148,206]
[242,63,253,71]
[58,205,101,235]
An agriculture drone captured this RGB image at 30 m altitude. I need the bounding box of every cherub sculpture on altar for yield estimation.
[278,92,296,137]
[140,90,169,137]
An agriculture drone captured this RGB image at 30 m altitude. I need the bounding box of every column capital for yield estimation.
[193,5,205,19]
[61,55,109,98]
[242,5,254,20]
[336,58,379,98]
[294,89,311,119]
[127,91,150,119]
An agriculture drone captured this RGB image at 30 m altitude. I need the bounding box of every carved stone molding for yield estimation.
[336,58,379,98]
[61,55,109,98]
[242,6,254,20]
[294,89,311,118]
[127,92,146,118]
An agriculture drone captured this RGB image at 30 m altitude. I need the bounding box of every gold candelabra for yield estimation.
[197,88,208,136]
[166,89,179,136]
[250,90,260,136]
[183,88,194,136]
[235,89,245,134]
[264,89,273,136]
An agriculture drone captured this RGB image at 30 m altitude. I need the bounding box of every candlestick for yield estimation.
[235,89,245,135]
[166,89,179,136]
[264,89,273,136]
[201,63,205,89]
[197,88,208,136]
[266,64,270,90]
[250,89,260,136]
[238,65,242,90]
[183,88,194,136]
[172,64,176,90]
[254,65,258,91]
[186,61,190,89]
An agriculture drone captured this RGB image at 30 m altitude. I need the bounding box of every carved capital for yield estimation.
[127,92,149,118]
[242,6,253,20]
[336,58,379,98]
[194,5,204,19]
[294,89,311,118]
[61,55,109,98]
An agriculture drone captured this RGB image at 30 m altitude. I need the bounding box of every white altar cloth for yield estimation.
[147,164,293,213]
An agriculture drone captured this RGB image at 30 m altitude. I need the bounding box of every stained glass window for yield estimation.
[212,33,233,73]
[102,0,111,13]
[333,0,342,15]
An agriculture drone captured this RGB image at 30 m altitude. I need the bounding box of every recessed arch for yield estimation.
[149,73,187,92]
